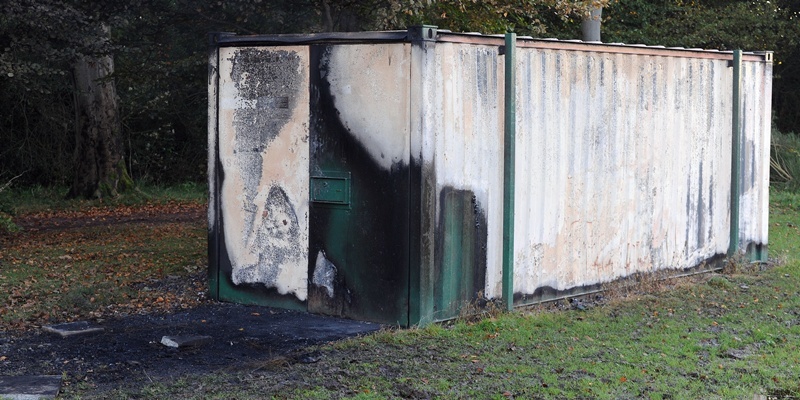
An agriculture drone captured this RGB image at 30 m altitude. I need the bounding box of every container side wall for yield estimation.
[738,60,772,251]
[410,38,439,325]
[216,46,310,305]
[426,42,506,320]
[208,39,220,299]
[512,49,735,301]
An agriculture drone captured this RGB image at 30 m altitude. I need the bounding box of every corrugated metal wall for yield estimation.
[210,30,773,323]
[739,60,772,250]
[415,41,506,318]
[216,46,311,302]
[509,43,770,302]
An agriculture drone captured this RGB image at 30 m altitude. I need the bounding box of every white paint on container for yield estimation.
[313,250,336,298]
[738,60,772,248]
[428,43,506,298]
[325,44,411,169]
[511,47,737,295]
[217,46,310,300]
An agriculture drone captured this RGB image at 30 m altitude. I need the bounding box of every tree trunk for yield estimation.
[67,35,132,199]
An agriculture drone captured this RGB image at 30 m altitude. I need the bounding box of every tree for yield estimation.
[602,0,800,134]
[68,25,131,199]
[1,0,133,198]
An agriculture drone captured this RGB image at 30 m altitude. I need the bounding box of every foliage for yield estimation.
[0,213,19,234]
[770,128,800,191]
[394,0,609,36]
[1,0,798,188]
[602,0,800,134]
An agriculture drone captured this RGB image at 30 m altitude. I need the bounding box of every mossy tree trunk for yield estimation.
[67,29,132,199]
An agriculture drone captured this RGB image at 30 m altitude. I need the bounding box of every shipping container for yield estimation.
[208,27,772,326]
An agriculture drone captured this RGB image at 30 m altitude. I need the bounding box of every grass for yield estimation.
[4,182,800,398]
[0,183,208,328]
[771,129,800,192]
[61,189,800,399]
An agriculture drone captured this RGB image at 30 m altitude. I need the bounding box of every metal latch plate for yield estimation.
[310,173,350,205]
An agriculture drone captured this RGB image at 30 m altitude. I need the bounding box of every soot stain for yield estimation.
[233,186,304,288]
[229,48,301,241]
[432,187,488,317]
[307,45,410,324]
[697,163,705,248]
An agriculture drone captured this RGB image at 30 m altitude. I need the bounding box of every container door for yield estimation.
[307,44,411,326]
[212,46,311,310]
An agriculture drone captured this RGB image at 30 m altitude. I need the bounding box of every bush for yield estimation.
[771,128,800,192]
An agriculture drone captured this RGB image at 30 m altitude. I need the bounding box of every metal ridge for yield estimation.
[213,30,772,63]
[434,31,772,62]
[215,30,409,46]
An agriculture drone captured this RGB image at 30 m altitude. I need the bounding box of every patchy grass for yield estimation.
[0,187,208,329]
[61,190,800,399]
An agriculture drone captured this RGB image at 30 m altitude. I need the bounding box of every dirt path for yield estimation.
[11,202,206,232]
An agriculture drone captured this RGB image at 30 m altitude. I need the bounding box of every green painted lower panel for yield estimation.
[432,187,487,321]
[747,242,768,262]
[217,277,306,311]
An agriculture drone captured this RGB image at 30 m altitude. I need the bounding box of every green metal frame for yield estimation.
[502,33,516,311]
[408,25,438,326]
[728,50,742,257]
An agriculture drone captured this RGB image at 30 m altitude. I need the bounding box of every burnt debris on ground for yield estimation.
[0,302,381,392]
[0,203,380,395]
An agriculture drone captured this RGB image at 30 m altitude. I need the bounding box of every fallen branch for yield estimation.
[0,171,25,194]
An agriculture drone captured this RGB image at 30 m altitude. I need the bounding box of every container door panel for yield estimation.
[308,44,411,326]
[213,46,310,309]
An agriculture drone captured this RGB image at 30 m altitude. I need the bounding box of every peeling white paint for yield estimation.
[217,46,310,300]
[738,61,772,248]
[325,44,411,170]
[313,250,336,298]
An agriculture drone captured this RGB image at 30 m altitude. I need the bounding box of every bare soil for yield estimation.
[11,202,206,232]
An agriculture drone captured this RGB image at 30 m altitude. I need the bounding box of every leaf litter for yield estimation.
[0,200,380,396]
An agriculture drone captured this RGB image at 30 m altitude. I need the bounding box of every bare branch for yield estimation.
[0,171,26,194]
